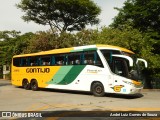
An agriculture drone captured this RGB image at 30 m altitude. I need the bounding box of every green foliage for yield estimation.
[111,0,160,33]
[24,30,83,53]
[25,31,56,53]
[0,31,34,66]
[0,30,21,65]
[13,32,35,54]
[17,0,101,33]
[75,29,99,46]
[111,0,160,54]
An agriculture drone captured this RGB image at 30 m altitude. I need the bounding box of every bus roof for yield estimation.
[13,44,135,58]
[96,44,135,54]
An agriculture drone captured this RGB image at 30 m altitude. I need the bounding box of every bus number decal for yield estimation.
[111,85,124,92]
[26,68,50,73]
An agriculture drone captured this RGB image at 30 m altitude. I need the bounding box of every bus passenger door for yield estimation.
[110,56,131,93]
[112,58,129,78]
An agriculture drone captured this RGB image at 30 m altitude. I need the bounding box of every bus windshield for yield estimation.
[101,50,146,81]
[122,51,147,81]
[127,55,147,82]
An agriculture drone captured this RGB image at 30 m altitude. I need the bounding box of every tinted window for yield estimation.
[41,56,51,66]
[13,51,103,67]
[83,51,103,67]
[55,54,65,65]
[112,59,128,77]
[101,50,121,63]
[13,58,21,67]
[67,53,81,65]
[21,57,29,66]
[30,57,39,66]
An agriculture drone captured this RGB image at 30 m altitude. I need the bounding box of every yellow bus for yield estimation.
[11,44,147,97]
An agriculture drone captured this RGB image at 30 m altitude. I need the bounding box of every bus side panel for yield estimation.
[12,66,23,86]
[46,65,111,92]
[47,65,86,85]
[11,66,61,88]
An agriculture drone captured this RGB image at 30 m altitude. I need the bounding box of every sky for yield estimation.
[0,0,126,33]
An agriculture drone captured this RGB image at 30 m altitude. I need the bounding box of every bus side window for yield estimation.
[41,56,51,66]
[30,57,39,66]
[21,57,29,66]
[94,52,103,67]
[55,55,64,66]
[13,58,21,67]
[68,53,81,65]
[83,51,103,67]
[84,52,94,65]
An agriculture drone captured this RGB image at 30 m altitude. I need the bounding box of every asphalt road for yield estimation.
[0,79,160,120]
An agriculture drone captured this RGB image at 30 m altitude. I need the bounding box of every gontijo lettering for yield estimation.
[26,68,50,73]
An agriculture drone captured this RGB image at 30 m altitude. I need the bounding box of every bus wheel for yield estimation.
[91,82,105,97]
[22,79,30,90]
[31,80,39,91]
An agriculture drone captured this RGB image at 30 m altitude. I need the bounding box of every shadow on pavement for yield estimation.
[39,88,143,99]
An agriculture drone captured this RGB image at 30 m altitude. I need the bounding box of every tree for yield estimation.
[26,31,57,53]
[0,30,21,65]
[13,32,35,54]
[111,0,160,33]
[25,30,77,53]
[17,0,101,33]
[0,31,34,66]
[110,0,160,54]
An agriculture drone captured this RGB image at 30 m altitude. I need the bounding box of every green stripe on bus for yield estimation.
[47,65,85,85]
[71,48,97,52]
[58,65,86,85]
[70,49,83,52]
[47,66,72,84]
[83,48,97,51]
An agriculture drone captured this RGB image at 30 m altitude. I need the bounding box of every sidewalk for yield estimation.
[0,79,11,85]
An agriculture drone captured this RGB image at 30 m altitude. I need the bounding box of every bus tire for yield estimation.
[31,80,39,91]
[91,82,105,97]
[22,79,30,90]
